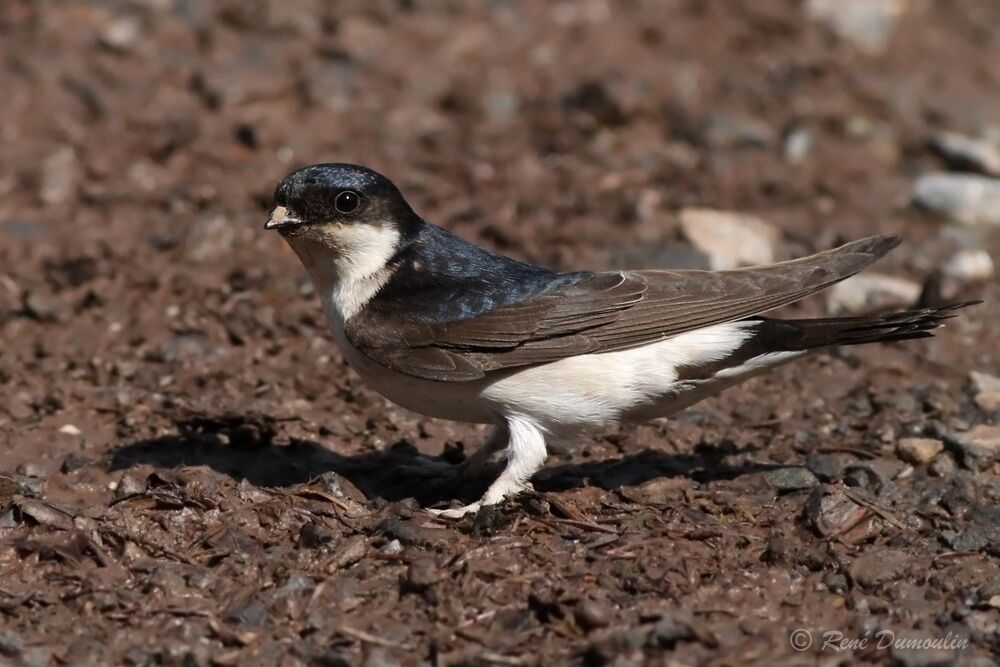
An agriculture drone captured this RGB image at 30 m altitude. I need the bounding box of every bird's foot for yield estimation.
[428,482,534,519]
[427,502,482,519]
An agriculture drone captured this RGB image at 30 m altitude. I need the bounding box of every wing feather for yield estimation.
[345,234,901,381]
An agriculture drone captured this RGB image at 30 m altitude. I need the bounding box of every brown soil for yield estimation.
[1,1,998,665]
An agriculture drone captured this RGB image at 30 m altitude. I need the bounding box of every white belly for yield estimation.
[325,309,790,436]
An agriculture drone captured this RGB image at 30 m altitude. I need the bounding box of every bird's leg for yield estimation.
[429,416,547,519]
[455,421,509,477]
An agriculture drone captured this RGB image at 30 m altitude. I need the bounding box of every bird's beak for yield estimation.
[264,205,304,231]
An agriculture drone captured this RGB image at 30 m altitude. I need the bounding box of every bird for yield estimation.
[264,163,977,518]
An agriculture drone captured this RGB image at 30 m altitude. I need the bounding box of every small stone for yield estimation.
[381,539,403,556]
[764,467,819,492]
[843,461,897,497]
[646,614,695,648]
[975,392,1000,412]
[16,462,47,479]
[913,173,1000,226]
[316,471,367,505]
[804,486,870,537]
[58,424,83,437]
[296,521,334,550]
[805,0,905,55]
[184,216,236,262]
[618,477,691,505]
[848,548,909,588]
[39,147,80,205]
[60,454,94,474]
[929,131,1000,177]
[948,526,989,552]
[970,371,1000,412]
[950,425,1000,471]
[704,112,775,149]
[404,558,441,591]
[930,452,957,477]
[224,600,268,627]
[970,371,1000,394]
[99,15,143,52]
[942,249,994,283]
[114,473,147,498]
[22,290,61,322]
[826,273,920,313]
[896,438,944,465]
[575,599,614,631]
[0,630,23,658]
[784,126,814,164]
[805,452,854,482]
[332,536,367,569]
[679,208,783,270]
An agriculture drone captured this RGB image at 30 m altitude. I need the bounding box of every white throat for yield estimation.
[285,222,401,322]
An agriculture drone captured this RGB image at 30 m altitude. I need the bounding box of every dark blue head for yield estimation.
[266,163,420,235]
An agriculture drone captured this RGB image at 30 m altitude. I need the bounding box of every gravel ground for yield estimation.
[1,1,999,665]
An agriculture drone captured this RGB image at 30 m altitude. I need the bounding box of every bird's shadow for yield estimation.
[107,414,768,506]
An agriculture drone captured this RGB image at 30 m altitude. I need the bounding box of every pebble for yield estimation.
[296,521,334,550]
[404,558,441,591]
[843,460,902,496]
[913,173,1000,226]
[804,486,869,537]
[948,526,989,553]
[930,452,957,477]
[969,371,1000,412]
[825,273,920,313]
[184,216,236,262]
[764,467,819,492]
[805,0,905,55]
[316,471,367,506]
[646,614,695,648]
[224,599,268,627]
[704,112,775,149]
[950,425,1000,471]
[848,548,909,588]
[575,599,614,631]
[678,208,782,270]
[113,474,146,499]
[784,126,814,164]
[99,15,143,52]
[332,536,367,569]
[805,452,854,482]
[942,248,994,283]
[0,630,23,657]
[60,453,94,474]
[16,462,47,479]
[381,539,403,556]
[39,146,80,205]
[896,438,944,465]
[22,290,62,322]
[618,477,691,505]
[929,131,1000,177]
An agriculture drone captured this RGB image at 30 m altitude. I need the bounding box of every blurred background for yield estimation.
[0,1,998,665]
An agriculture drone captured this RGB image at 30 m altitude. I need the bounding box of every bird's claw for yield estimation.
[427,502,482,519]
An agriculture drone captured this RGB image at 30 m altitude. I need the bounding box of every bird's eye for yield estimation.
[335,190,360,214]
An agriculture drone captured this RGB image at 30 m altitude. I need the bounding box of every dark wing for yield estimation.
[345,234,902,381]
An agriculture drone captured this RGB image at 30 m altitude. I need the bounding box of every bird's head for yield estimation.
[266,163,421,282]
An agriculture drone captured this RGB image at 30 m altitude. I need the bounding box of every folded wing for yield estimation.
[346,234,902,381]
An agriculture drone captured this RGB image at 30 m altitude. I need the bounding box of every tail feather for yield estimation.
[678,301,980,381]
[775,301,980,350]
